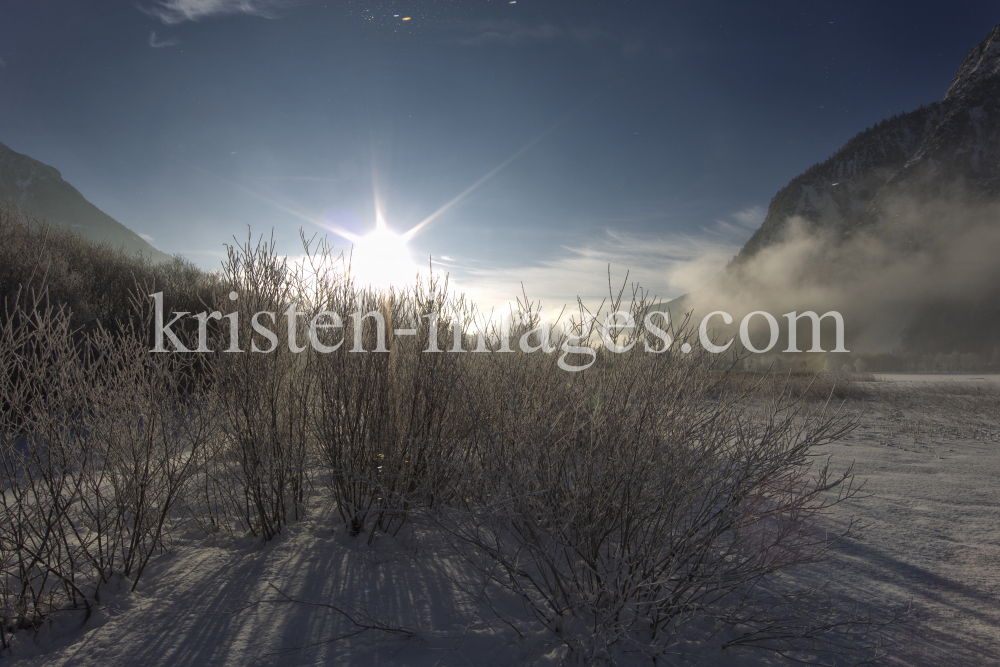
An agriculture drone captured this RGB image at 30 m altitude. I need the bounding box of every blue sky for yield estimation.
[1,1,997,310]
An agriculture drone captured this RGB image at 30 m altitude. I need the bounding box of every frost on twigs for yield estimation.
[0,214,895,663]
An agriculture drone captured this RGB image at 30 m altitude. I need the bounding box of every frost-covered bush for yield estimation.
[0,287,210,649]
[433,295,865,663]
[0,220,875,661]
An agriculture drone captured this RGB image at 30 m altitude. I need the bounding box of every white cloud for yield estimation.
[148,31,180,48]
[141,0,300,25]
[453,20,614,48]
[456,21,561,46]
[731,205,766,228]
[139,233,156,242]
[446,214,756,315]
[180,248,229,259]
[704,205,765,242]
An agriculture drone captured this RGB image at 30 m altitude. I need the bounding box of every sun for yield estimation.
[347,226,420,291]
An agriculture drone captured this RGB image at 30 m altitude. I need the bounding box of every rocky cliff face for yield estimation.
[944,23,1000,103]
[670,23,1000,360]
[0,141,173,264]
[739,22,1000,260]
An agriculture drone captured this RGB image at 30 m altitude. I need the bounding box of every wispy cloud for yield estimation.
[455,21,561,46]
[452,20,615,48]
[139,233,156,242]
[447,211,758,314]
[707,205,765,240]
[0,58,6,68]
[141,0,300,25]
[148,31,180,48]
[448,20,643,58]
[179,247,229,259]
[731,205,766,228]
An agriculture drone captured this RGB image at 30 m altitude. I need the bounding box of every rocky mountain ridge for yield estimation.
[738,21,1000,259]
[667,22,1000,360]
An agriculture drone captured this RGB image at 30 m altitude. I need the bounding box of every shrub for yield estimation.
[0,219,878,662]
[0,287,211,647]
[432,295,864,663]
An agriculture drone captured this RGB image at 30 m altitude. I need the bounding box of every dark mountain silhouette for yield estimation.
[739,23,1000,260]
[668,22,1000,362]
[0,140,173,264]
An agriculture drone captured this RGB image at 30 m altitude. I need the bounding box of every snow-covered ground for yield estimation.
[4,384,999,666]
[805,385,1000,666]
[873,373,1000,384]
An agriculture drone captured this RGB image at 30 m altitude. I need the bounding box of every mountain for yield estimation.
[740,23,1000,259]
[0,140,173,264]
[669,22,1000,363]
[736,104,948,258]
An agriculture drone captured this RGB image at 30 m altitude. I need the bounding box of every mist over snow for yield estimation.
[671,196,1000,355]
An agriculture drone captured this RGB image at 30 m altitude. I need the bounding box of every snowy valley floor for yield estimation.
[5,378,999,667]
